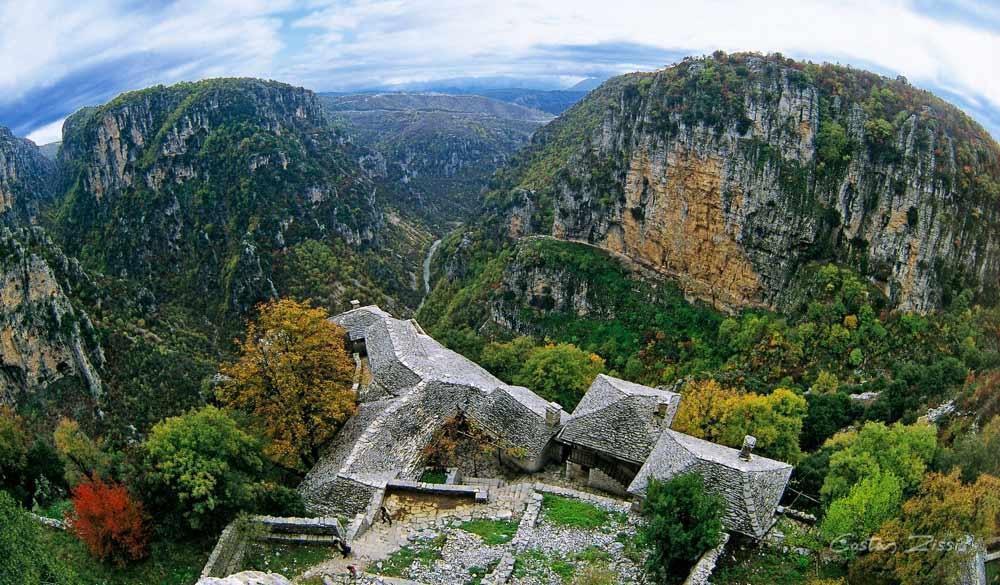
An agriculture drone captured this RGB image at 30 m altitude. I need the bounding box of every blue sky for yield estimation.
[1,0,998,144]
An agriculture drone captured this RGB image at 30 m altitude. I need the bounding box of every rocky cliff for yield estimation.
[497,52,1000,312]
[0,127,57,222]
[323,93,552,228]
[52,78,414,319]
[0,128,103,406]
[0,226,103,406]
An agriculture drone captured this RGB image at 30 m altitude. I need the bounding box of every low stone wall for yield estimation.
[683,533,730,585]
[201,521,248,579]
[482,552,516,585]
[30,512,66,530]
[511,492,543,550]
[531,482,633,513]
[349,485,387,542]
[203,515,347,578]
[386,478,488,503]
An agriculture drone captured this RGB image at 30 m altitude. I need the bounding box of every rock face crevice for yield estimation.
[507,53,1000,312]
[0,228,103,405]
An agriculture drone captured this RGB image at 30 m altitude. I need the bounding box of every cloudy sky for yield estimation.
[2,0,998,144]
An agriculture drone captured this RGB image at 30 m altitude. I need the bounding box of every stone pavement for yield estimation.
[299,478,645,584]
[301,478,538,581]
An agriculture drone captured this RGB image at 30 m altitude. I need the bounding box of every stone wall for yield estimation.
[683,533,730,585]
[201,522,248,579]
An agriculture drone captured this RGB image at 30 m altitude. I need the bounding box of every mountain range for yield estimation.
[1,52,998,444]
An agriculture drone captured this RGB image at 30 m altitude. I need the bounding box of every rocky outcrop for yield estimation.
[0,127,56,222]
[196,572,291,585]
[54,79,390,319]
[0,227,103,405]
[503,53,1000,312]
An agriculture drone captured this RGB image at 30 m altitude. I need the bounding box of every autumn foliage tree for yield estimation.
[68,478,149,565]
[850,471,1000,585]
[672,379,807,463]
[218,299,357,471]
[53,418,111,486]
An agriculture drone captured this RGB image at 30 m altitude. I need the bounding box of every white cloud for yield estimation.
[0,0,288,103]
[288,0,1000,119]
[26,118,65,146]
[1,0,998,138]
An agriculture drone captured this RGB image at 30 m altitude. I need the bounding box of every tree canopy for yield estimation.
[639,474,724,584]
[672,380,808,463]
[140,405,264,533]
[218,299,357,471]
[821,421,937,502]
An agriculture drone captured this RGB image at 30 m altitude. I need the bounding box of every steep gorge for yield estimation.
[493,52,1000,313]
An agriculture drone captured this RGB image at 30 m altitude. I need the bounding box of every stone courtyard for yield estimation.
[299,479,644,584]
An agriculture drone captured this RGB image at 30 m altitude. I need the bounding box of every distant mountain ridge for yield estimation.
[322,92,553,227]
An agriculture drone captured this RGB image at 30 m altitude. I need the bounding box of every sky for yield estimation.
[1,0,998,145]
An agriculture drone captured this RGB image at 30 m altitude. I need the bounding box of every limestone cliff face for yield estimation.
[56,79,387,317]
[0,228,103,405]
[0,127,56,222]
[505,53,1000,311]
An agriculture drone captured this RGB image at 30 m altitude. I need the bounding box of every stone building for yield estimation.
[628,430,793,538]
[299,305,566,516]
[300,304,793,540]
[557,374,681,495]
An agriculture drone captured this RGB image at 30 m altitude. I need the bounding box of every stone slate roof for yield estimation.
[627,429,793,538]
[558,375,680,464]
[330,305,391,341]
[300,306,565,515]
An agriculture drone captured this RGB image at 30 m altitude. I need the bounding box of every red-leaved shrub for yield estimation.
[69,478,149,564]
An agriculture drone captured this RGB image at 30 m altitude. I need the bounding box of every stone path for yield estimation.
[299,479,645,584]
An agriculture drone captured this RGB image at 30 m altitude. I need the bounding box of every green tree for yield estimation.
[480,336,537,382]
[0,490,73,585]
[674,381,807,463]
[821,421,936,502]
[512,342,605,410]
[811,371,840,394]
[218,299,357,472]
[864,118,895,145]
[820,470,903,547]
[816,120,850,169]
[53,418,111,486]
[802,392,861,451]
[0,407,29,488]
[934,416,1000,483]
[639,474,724,584]
[718,388,808,463]
[140,405,264,533]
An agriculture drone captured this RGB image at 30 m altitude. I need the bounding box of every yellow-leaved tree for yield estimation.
[673,379,807,463]
[217,299,357,472]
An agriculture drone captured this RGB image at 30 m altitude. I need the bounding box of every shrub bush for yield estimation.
[68,478,149,565]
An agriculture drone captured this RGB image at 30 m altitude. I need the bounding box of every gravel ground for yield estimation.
[378,510,646,584]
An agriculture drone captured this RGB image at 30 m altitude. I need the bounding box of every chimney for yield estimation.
[350,299,361,310]
[656,400,670,419]
[545,402,562,426]
[739,435,756,461]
